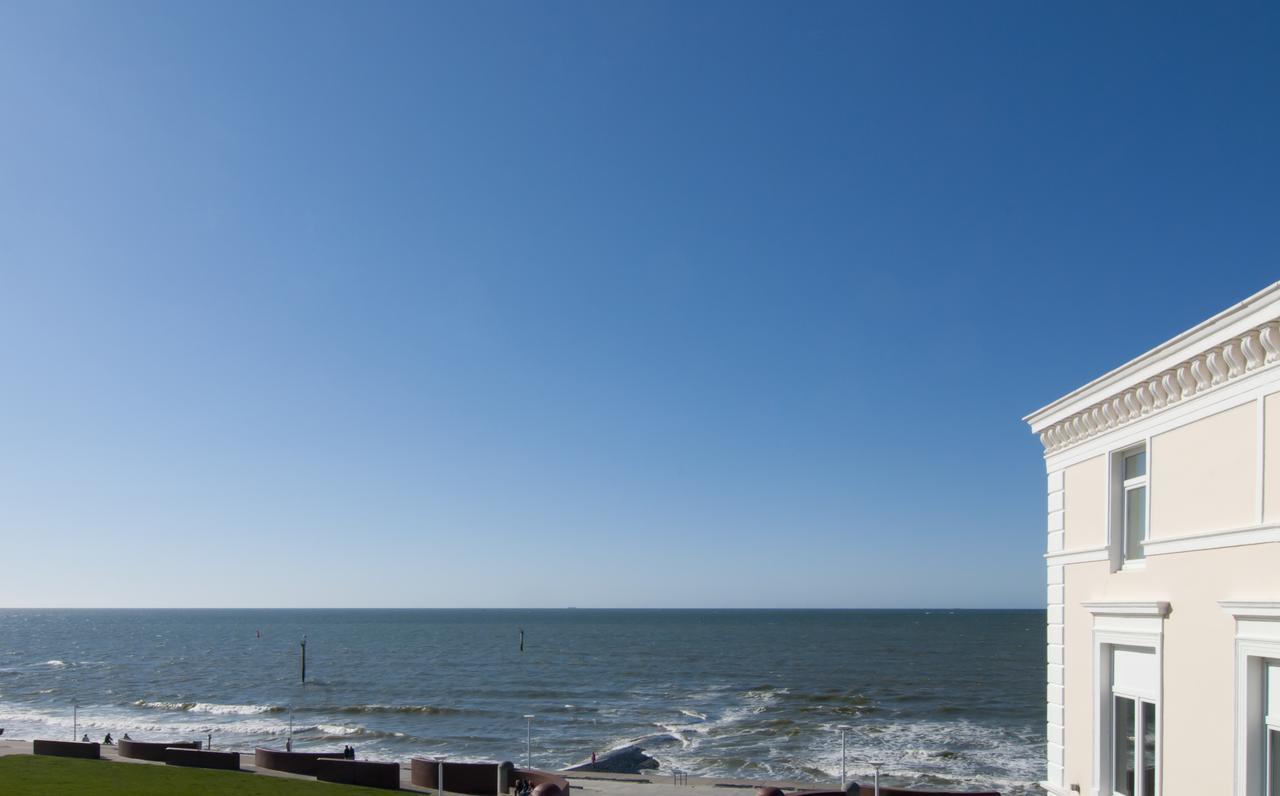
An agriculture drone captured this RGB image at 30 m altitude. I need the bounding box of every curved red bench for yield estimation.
[33,739,100,759]
[164,746,241,770]
[411,759,513,794]
[513,767,572,796]
[254,747,347,775]
[316,758,401,789]
[118,739,201,762]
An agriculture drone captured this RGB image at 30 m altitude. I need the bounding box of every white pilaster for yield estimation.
[1046,470,1067,789]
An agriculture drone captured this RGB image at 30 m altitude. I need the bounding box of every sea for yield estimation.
[0,609,1044,793]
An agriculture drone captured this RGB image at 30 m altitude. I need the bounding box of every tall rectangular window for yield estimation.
[1111,646,1157,796]
[1117,445,1148,564]
[1268,661,1280,796]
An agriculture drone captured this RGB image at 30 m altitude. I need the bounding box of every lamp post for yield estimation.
[72,699,78,742]
[850,726,883,796]
[836,725,851,790]
[523,715,535,768]
[868,761,883,796]
[437,754,448,796]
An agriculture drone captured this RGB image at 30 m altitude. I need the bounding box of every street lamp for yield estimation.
[868,761,884,796]
[849,727,883,796]
[437,754,448,796]
[835,725,851,790]
[523,715,535,768]
[71,699,78,742]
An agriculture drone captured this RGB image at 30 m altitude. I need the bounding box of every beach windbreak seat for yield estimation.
[163,746,241,770]
[512,767,572,796]
[411,759,513,794]
[118,738,201,762]
[255,747,348,776]
[315,758,402,790]
[32,739,100,759]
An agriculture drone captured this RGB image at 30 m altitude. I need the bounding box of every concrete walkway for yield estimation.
[0,739,820,796]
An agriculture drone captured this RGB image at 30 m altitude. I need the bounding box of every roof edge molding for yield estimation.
[1025,282,1280,455]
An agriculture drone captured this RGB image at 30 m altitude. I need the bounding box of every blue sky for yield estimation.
[1,2,1277,608]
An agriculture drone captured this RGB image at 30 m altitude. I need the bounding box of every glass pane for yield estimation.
[1125,487,1147,560]
[1114,695,1136,796]
[1141,701,1156,796]
[1270,729,1280,796]
[1125,450,1147,479]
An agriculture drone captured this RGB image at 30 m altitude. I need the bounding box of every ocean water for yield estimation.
[0,609,1043,793]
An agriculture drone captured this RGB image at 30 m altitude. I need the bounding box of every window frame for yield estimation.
[1086,603,1166,796]
[1111,690,1158,796]
[1222,602,1280,796]
[1109,442,1151,571]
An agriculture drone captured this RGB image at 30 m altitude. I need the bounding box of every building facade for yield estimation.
[1025,283,1280,796]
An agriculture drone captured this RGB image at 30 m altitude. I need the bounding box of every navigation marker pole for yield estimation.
[300,636,307,684]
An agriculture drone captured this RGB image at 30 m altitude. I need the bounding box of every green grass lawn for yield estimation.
[0,755,391,795]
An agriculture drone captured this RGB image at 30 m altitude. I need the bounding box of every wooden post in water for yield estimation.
[519,628,524,652]
[300,636,307,683]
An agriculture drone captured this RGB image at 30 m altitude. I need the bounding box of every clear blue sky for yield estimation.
[1,2,1277,608]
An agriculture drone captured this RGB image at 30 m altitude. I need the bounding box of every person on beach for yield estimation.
[103,733,113,745]
[591,752,596,764]
[122,733,131,741]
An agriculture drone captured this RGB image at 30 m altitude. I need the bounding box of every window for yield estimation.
[1222,602,1280,796]
[1267,662,1280,796]
[1112,444,1148,567]
[1111,646,1158,796]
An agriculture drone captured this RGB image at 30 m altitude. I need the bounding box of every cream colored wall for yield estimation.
[1063,454,1108,550]
[1150,402,1256,539]
[1062,559,1105,792]
[1264,393,1280,524]
[1061,543,1280,795]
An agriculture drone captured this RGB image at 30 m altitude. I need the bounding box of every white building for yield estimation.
[1025,283,1280,796]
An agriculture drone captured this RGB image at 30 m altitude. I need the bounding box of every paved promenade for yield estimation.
[0,740,819,796]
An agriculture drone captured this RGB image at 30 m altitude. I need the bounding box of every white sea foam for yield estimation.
[800,718,1041,793]
[133,700,280,716]
[190,702,280,716]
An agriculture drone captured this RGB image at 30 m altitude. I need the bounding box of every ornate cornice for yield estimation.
[1036,319,1280,454]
